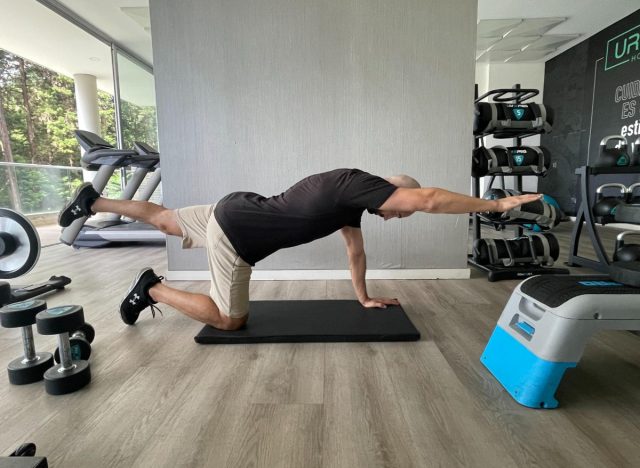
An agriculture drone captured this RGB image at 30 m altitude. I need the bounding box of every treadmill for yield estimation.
[133,141,162,204]
[59,130,165,248]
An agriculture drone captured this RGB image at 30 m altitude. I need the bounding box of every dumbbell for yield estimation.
[627,183,640,205]
[53,322,94,363]
[596,135,630,167]
[0,299,54,385]
[593,183,627,221]
[36,305,91,395]
[613,232,640,262]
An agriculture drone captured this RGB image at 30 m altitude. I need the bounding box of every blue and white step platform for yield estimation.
[481,275,640,409]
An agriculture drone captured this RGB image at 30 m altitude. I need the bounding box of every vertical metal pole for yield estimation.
[514,83,524,238]
[472,83,481,243]
[473,177,480,240]
[111,45,127,191]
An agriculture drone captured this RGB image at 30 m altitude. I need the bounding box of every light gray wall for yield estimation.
[150,0,477,272]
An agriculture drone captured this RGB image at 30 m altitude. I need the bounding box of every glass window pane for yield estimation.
[116,52,160,203]
[117,53,158,149]
[0,41,113,245]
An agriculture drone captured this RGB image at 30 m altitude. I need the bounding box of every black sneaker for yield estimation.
[58,182,100,227]
[119,268,164,325]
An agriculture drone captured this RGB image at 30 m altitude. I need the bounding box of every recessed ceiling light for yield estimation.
[89,57,100,62]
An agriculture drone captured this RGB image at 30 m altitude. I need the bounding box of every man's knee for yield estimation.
[218,313,248,331]
[153,208,182,236]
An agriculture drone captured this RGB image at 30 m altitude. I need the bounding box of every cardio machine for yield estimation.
[59,130,165,248]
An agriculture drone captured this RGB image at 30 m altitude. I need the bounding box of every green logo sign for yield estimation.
[605,24,640,71]
[512,108,525,120]
[617,154,629,166]
[513,154,525,166]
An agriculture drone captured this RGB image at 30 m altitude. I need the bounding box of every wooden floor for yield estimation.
[1,223,640,467]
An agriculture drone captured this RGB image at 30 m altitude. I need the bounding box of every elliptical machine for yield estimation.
[59,130,164,248]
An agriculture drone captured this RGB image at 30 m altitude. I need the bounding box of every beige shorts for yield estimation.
[174,204,252,318]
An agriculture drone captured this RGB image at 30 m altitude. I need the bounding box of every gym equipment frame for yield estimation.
[469,84,568,281]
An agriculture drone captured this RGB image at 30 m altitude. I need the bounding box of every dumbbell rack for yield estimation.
[567,165,640,272]
[469,84,569,281]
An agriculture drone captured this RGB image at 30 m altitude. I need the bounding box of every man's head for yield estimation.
[373,174,421,220]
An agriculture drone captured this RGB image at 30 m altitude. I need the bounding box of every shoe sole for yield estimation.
[120,267,154,325]
[57,197,76,227]
[58,182,93,227]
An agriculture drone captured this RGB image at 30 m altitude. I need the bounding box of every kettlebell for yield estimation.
[613,231,640,262]
[627,182,640,205]
[596,135,630,167]
[593,183,627,219]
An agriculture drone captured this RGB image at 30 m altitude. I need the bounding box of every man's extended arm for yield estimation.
[340,226,400,309]
[378,187,541,214]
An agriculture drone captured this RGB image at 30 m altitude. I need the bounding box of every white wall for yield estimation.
[475,62,546,193]
[151,0,478,279]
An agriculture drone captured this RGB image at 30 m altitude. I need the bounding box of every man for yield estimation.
[59,168,539,331]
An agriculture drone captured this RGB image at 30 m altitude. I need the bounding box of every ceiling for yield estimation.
[477,0,640,63]
[59,0,153,64]
[0,0,638,97]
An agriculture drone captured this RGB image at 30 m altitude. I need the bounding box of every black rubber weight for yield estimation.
[36,305,84,335]
[7,352,54,385]
[0,299,47,328]
[76,323,95,343]
[44,360,91,395]
[0,207,40,279]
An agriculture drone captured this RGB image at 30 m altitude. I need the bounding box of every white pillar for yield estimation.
[73,74,100,182]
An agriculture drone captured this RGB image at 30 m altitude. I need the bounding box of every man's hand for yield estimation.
[361,297,401,309]
[493,193,542,213]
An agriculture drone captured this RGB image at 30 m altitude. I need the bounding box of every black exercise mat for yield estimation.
[194,300,420,344]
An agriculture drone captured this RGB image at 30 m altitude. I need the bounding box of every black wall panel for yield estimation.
[540,9,640,215]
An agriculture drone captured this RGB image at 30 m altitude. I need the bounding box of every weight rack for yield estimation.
[567,165,640,272]
[468,84,569,281]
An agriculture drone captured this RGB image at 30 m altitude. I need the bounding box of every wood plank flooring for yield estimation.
[0,222,639,467]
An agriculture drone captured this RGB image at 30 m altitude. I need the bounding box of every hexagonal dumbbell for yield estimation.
[0,299,54,385]
[36,305,91,395]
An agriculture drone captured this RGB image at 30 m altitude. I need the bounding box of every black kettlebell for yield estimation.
[596,135,630,167]
[593,183,627,219]
[613,231,640,262]
[627,183,640,205]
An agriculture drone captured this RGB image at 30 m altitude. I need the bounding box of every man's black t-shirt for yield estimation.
[213,169,397,265]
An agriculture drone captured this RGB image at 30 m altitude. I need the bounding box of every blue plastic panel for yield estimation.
[481,325,577,409]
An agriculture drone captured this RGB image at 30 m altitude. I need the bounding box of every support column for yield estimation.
[73,74,100,182]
